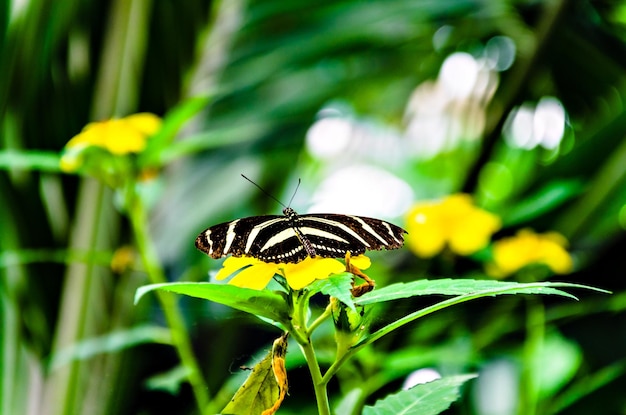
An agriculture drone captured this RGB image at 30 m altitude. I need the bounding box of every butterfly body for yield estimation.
[196,207,407,264]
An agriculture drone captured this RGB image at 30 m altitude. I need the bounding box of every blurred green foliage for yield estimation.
[1,0,626,414]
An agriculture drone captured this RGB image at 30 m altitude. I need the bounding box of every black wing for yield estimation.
[295,214,406,258]
[196,213,407,264]
[195,215,310,263]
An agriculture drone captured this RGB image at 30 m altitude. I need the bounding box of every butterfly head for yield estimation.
[283,207,298,219]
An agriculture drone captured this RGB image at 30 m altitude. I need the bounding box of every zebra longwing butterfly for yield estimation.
[195,207,407,264]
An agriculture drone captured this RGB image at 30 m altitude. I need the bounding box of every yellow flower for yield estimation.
[215,255,371,290]
[60,113,161,172]
[67,113,161,154]
[405,194,501,257]
[488,229,573,278]
[110,245,136,274]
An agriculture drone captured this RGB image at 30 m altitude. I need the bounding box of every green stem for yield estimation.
[519,298,545,415]
[290,290,331,415]
[299,339,331,415]
[307,304,332,336]
[127,186,210,414]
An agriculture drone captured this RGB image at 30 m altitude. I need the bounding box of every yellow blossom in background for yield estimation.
[215,255,370,290]
[66,113,161,154]
[487,229,573,278]
[110,245,136,273]
[405,194,501,257]
[60,113,161,172]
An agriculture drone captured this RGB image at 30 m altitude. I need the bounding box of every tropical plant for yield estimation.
[2,1,625,414]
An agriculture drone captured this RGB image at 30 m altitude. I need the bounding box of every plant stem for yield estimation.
[298,338,330,415]
[307,304,332,336]
[299,339,331,415]
[127,186,210,414]
[519,298,545,415]
[291,291,331,415]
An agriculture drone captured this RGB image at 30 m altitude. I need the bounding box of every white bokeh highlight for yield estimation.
[402,368,442,390]
[505,97,566,150]
[307,165,414,218]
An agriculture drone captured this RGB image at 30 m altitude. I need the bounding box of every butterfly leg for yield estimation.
[344,252,375,297]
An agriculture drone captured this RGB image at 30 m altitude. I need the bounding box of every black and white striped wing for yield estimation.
[195,212,406,264]
[195,215,308,263]
[295,214,406,259]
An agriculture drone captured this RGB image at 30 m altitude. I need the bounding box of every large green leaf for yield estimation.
[363,374,477,415]
[135,282,291,326]
[356,279,608,305]
[355,280,608,347]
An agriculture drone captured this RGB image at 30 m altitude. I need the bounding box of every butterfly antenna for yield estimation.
[287,178,301,208]
[241,174,286,208]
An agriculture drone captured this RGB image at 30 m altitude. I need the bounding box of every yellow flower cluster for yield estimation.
[488,229,573,278]
[60,113,161,172]
[405,194,501,257]
[215,255,371,290]
[404,194,573,278]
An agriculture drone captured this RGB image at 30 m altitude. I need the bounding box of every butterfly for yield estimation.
[196,206,406,264]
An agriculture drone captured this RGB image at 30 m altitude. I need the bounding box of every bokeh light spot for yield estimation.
[439,52,479,99]
[433,25,453,51]
[485,36,516,71]
[308,165,413,218]
[402,368,442,390]
[505,104,536,149]
[504,97,566,151]
[535,97,566,150]
[306,117,352,159]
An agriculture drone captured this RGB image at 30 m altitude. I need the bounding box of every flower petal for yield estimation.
[539,235,572,274]
[215,256,260,281]
[349,255,371,270]
[405,194,501,257]
[449,209,501,255]
[124,113,162,136]
[63,113,161,156]
[66,122,106,149]
[489,229,572,277]
[281,257,345,290]
[229,262,278,290]
[104,120,147,154]
[405,204,446,257]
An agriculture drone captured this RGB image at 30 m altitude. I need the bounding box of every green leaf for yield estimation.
[308,272,356,310]
[140,96,211,167]
[357,279,609,305]
[49,325,172,370]
[222,354,279,415]
[222,332,289,415]
[499,180,584,226]
[545,358,626,414]
[145,365,190,395]
[356,281,609,348]
[151,121,268,165]
[363,374,477,415]
[135,282,291,326]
